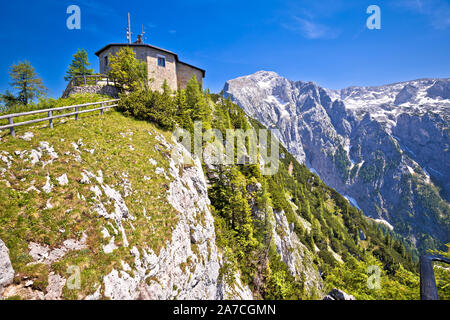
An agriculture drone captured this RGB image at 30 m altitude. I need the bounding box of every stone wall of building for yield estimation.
[63,85,119,99]
[176,62,204,90]
[144,48,178,92]
[97,45,204,92]
[99,45,178,92]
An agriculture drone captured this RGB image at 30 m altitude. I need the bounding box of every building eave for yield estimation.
[95,43,178,58]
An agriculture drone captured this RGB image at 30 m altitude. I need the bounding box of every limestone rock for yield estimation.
[45,273,66,300]
[0,239,15,295]
[101,141,251,300]
[323,288,355,301]
[28,234,87,265]
[56,174,69,186]
[272,210,323,293]
[20,132,34,141]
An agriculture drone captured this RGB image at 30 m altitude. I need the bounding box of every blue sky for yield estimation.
[0,0,449,98]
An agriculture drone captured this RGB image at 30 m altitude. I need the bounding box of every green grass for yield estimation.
[0,110,179,299]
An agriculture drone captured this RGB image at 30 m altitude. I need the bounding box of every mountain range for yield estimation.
[224,71,450,253]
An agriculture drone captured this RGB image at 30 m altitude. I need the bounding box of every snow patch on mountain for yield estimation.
[372,219,394,231]
[344,195,361,211]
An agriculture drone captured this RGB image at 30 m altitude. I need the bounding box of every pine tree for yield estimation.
[185,75,211,128]
[185,75,203,110]
[9,61,47,105]
[385,233,392,248]
[161,79,172,96]
[175,90,194,132]
[0,90,18,111]
[317,200,328,228]
[64,49,94,82]
[223,104,232,129]
[303,199,312,222]
[307,232,315,251]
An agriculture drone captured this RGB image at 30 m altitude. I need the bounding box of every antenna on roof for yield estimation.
[126,13,132,44]
[141,24,147,43]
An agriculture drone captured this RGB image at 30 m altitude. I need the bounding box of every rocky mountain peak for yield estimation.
[224,71,450,253]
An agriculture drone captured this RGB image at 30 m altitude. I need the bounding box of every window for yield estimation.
[157,56,166,68]
[104,55,108,66]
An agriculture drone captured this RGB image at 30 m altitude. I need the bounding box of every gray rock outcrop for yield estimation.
[394,84,418,105]
[323,288,355,300]
[272,210,323,292]
[0,239,15,295]
[99,137,252,300]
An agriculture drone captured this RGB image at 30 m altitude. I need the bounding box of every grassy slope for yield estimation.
[0,111,178,299]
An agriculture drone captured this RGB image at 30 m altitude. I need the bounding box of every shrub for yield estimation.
[117,89,176,130]
[108,47,148,92]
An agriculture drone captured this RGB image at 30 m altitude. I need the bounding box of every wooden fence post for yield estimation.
[48,111,53,129]
[420,255,450,300]
[8,117,15,137]
[75,107,79,120]
[100,103,104,116]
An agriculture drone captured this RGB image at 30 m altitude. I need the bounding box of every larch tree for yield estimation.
[64,49,94,82]
[9,61,47,105]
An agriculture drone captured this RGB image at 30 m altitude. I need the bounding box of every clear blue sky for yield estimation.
[0,0,449,98]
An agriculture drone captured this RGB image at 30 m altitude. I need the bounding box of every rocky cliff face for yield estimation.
[0,112,253,300]
[99,140,223,300]
[271,210,323,292]
[224,71,449,251]
[0,240,14,295]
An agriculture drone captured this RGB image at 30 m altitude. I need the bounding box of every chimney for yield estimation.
[135,34,143,44]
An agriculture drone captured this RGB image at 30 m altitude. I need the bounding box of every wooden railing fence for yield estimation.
[0,99,119,137]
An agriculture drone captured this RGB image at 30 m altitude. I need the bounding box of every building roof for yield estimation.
[95,43,205,78]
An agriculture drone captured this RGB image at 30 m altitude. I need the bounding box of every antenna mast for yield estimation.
[141,24,147,43]
[126,13,132,44]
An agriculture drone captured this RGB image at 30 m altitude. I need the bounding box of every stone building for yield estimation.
[95,42,205,92]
